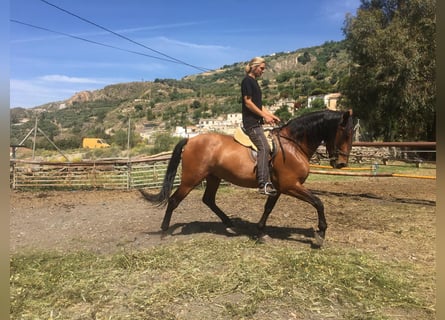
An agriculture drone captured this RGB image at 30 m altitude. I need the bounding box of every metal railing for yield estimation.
[10,154,179,190]
[10,143,436,190]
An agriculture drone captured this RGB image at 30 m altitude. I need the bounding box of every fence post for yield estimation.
[11,162,16,189]
[93,161,97,188]
[127,162,132,190]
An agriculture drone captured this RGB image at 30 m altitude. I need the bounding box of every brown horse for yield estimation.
[140,109,354,246]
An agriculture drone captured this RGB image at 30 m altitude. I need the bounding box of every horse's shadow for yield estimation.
[144,217,318,247]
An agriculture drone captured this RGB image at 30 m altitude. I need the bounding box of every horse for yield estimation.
[140,109,354,247]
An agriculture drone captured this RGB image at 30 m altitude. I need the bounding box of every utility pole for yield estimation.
[20,116,70,162]
[32,117,38,160]
[127,116,131,160]
[127,115,132,190]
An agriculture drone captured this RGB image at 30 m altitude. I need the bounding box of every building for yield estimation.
[324,93,342,110]
[173,126,199,138]
[308,92,341,110]
[226,113,242,126]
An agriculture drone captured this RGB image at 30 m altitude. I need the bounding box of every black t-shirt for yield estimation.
[241,75,263,129]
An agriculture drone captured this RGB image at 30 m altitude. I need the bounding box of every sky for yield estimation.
[10,0,361,108]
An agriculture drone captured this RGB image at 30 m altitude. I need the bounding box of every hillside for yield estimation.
[10,40,350,149]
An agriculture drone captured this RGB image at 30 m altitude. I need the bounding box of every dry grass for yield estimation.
[10,236,434,320]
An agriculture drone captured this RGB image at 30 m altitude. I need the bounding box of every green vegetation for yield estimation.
[342,0,435,141]
[10,237,433,319]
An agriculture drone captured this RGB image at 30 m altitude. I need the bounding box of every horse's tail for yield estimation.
[139,138,188,206]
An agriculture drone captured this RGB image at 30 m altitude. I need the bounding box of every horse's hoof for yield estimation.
[313,231,325,247]
[257,234,271,244]
[225,227,237,235]
[160,230,170,240]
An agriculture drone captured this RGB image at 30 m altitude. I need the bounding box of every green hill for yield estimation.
[10,40,350,150]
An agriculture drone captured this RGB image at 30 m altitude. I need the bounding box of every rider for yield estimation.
[241,57,281,196]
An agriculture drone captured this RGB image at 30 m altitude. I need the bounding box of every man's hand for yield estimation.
[263,114,281,125]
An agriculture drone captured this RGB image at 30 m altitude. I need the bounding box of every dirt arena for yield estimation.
[10,178,435,260]
[10,177,436,318]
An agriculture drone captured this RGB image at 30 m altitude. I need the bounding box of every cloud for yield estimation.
[38,74,107,84]
[10,76,123,108]
[11,21,207,44]
[116,21,206,35]
[155,36,231,51]
[10,79,75,108]
[148,36,243,69]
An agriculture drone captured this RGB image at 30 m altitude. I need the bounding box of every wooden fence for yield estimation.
[10,143,436,190]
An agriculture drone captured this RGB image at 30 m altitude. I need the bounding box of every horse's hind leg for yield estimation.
[161,185,193,232]
[202,175,235,232]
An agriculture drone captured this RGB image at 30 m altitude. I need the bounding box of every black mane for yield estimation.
[282,110,347,142]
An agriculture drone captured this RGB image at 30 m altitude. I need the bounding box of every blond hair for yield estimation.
[245,57,265,73]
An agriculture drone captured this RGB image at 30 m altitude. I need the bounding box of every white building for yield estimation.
[173,126,199,138]
[226,113,242,126]
[308,92,341,110]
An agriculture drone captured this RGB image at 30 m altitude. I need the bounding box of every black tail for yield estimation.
[139,138,188,206]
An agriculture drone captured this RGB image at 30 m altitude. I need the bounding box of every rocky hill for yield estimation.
[10,40,350,149]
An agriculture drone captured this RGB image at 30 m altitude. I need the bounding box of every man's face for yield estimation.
[253,63,266,78]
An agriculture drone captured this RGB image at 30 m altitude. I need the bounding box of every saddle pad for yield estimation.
[234,127,256,150]
[233,127,273,151]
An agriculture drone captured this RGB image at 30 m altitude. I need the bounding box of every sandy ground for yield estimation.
[10,178,435,266]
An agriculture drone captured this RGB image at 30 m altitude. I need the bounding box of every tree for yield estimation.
[190,100,201,109]
[297,51,311,65]
[112,129,142,149]
[151,133,181,154]
[112,130,128,149]
[310,98,326,109]
[341,0,435,141]
[274,106,292,122]
[146,108,155,121]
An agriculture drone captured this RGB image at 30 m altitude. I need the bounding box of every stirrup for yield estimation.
[259,182,277,196]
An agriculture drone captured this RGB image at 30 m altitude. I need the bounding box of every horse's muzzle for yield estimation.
[330,159,347,169]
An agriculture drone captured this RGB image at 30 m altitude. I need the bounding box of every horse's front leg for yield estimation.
[256,194,281,242]
[312,196,327,247]
[287,187,327,247]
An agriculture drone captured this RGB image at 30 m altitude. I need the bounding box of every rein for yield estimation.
[273,130,310,162]
[275,130,350,163]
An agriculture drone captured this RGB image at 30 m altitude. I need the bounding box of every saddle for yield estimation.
[233,127,276,158]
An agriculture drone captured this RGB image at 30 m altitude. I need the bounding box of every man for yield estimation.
[241,57,281,196]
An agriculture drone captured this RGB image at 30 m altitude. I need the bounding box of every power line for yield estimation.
[11,19,186,65]
[38,0,211,72]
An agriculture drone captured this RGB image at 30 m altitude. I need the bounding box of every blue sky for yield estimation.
[10,0,361,108]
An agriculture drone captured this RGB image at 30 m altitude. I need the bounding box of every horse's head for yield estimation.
[326,109,354,169]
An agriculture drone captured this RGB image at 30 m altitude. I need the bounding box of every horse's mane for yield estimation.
[281,109,345,141]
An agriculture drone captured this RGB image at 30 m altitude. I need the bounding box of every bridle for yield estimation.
[329,120,354,161]
[331,148,351,158]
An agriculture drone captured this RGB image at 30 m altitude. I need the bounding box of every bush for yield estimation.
[151,133,182,154]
